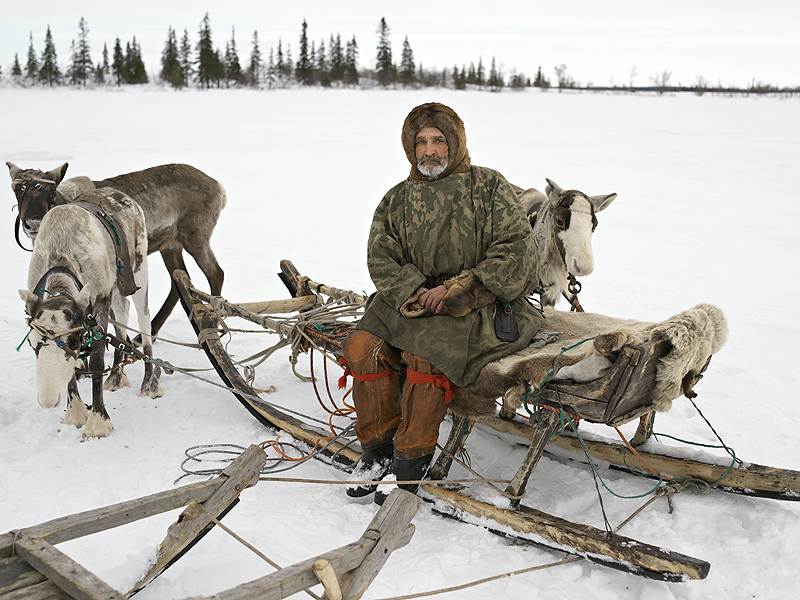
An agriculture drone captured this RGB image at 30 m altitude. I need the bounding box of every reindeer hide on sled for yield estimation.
[450,303,728,421]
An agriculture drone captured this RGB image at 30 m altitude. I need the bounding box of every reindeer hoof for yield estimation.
[141,381,163,399]
[104,368,130,391]
[61,401,89,428]
[82,412,113,438]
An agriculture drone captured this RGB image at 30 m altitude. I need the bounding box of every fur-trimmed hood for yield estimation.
[401,103,472,181]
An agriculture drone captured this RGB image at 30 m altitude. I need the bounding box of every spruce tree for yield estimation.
[68,17,92,86]
[488,57,503,91]
[316,39,330,86]
[196,12,222,88]
[266,47,276,88]
[399,36,415,86]
[476,57,485,88]
[329,34,344,84]
[248,30,262,86]
[344,36,359,86]
[225,26,243,86]
[112,37,125,84]
[95,42,110,84]
[39,26,61,86]
[179,29,193,86]
[375,18,393,87]
[296,19,311,85]
[25,32,39,82]
[12,53,22,78]
[161,27,183,87]
[127,37,148,84]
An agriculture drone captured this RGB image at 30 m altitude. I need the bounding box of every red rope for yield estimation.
[406,367,459,403]
[337,357,393,389]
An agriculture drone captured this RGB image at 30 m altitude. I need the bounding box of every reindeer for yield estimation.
[7,161,226,337]
[516,178,616,309]
[18,186,162,438]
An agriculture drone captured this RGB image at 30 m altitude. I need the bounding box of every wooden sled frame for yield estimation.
[171,263,800,582]
[0,445,417,600]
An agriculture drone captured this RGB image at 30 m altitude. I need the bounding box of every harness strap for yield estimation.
[337,357,393,389]
[73,201,140,297]
[33,266,84,300]
[406,367,459,403]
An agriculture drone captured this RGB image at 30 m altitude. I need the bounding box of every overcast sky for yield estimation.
[2,0,798,88]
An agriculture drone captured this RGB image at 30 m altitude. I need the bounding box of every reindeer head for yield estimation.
[19,286,92,409]
[6,162,69,241]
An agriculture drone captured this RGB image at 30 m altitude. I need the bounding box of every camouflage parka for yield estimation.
[356,164,543,386]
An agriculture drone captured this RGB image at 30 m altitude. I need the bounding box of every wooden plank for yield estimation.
[1,579,70,600]
[1,479,222,555]
[280,260,367,305]
[480,418,800,497]
[423,484,710,580]
[505,410,562,508]
[177,489,417,600]
[13,534,125,600]
[129,445,267,595]
[0,556,48,596]
[429,415,472,481]
[339,489,418,600]
[174,269,361,465]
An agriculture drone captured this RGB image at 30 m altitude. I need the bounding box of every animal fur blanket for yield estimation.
[450,303,728,421]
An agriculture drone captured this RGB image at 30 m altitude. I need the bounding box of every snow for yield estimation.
[1,86,799,599]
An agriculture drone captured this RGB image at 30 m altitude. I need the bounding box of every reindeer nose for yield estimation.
[570,257,595,277]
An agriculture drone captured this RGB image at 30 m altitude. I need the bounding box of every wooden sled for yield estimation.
[172,264,800,582]
[0,444,417,600]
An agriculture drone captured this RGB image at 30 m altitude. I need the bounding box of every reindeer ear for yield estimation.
[19,289,40,315]
[74,286,92,313]
[518,188,546,217]
[7,162,22,180]
[545,178,563,204]
[46,163,69,185]
[590,193,617,212]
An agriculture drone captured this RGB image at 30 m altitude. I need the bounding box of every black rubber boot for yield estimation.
[345,444,394,498]
[374,453,434,505]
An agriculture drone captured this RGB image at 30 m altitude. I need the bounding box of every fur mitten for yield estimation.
[400,285,433,317]
[443,271,496,317]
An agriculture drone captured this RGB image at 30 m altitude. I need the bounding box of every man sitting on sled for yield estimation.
[341,102,543,504]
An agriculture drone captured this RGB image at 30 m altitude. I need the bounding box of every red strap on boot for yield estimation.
[338,357,393,389]
[406,368,459,403]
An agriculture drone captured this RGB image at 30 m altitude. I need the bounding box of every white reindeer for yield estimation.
[19,186,162,438]
[517,179,616,308]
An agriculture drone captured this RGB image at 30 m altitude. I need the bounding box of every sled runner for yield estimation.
[172,263,800,582]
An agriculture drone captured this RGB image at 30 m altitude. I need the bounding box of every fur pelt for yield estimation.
[401,103,472,181]
[450,303,728,421]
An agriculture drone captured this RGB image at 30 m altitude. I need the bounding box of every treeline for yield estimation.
[5,15,797,96]
[3,14,536,91]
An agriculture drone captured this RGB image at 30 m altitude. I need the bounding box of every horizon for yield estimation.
[2,1,799,89]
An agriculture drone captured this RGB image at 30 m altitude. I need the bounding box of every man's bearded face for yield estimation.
[415,126,449,178]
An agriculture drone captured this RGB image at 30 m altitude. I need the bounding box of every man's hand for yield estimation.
[418,285,449,315]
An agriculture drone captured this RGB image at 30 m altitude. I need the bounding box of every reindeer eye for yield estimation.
[63,309,73,322]
[555,217,565,228]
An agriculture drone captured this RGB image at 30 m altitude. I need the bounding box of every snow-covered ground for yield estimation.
[1,86,798,599]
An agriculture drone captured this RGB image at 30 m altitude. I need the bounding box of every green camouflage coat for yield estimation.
[356,165,543,386]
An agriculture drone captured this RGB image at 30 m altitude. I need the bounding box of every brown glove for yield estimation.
[443,271,496,317]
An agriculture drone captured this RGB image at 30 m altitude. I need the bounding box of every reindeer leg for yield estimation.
[105,294,131,391]
[83,317,113,438]
[61,375,88,427]
[184,238,224,296]
[132,261,162,399]
[143,247,186,340]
